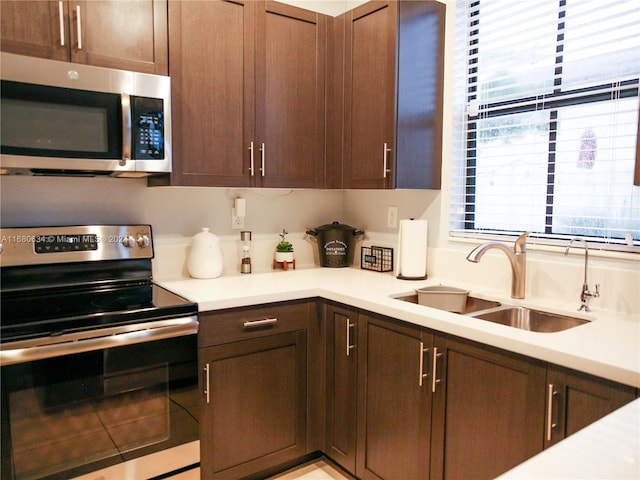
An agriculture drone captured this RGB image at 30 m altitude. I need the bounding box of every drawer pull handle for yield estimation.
[243,318,278,329]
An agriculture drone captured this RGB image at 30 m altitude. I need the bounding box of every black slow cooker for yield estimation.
[306,221,364,267]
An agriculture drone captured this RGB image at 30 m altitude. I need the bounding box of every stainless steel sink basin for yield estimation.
[467,306,589,332]
[393,293,501,314]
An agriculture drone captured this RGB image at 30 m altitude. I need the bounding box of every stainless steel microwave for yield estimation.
[0,53,171,177]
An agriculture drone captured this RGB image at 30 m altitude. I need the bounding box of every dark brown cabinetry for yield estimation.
[165,0,326,188]
[356,313,433,480]
[544,365,636,448]
[198,300,318,479]
[327,304,636,480]
[0,0,168,74]
[198,299,636,480]
[325,303,359,473]
[338,0,445,189]
[430,336,547,480]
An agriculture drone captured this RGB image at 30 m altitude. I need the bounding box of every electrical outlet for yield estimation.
[387,206,398,229]
[231,209,245,229]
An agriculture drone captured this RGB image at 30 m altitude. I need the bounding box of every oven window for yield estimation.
[1,336,198,480]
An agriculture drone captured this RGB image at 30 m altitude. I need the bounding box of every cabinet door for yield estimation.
[1,1,68,61]
[343,1,396,189]
[394,0,444,189]
[325,303,358,473]
[168,0,255,187]
[430,336,546,480]
[545,365,637,448]
[70,0,168,74]
[0,0,167,74]
[356,314,432,480]
[200,331,308,479]
[255,1,326,188]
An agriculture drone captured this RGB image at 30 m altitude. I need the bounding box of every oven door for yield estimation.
[1,332,199,480]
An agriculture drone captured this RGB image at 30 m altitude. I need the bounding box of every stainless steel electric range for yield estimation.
[0,225,199,480]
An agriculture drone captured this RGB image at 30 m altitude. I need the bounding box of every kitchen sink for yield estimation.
[392,293,501,315]
[467,306,590,333]
[392,291,590,333]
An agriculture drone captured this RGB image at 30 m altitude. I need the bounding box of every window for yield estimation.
[450,0,640,252]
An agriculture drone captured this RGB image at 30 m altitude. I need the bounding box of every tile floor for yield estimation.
[270,460,353,480]
[168,459,352,480]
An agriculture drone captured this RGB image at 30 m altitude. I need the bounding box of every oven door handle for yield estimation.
[0,316,198,366]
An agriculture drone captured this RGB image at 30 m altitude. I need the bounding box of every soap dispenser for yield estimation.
[187,228,223,279]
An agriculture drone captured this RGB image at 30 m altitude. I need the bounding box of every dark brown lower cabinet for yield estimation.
[198,300,637,480]
[198,300,317,479]
[200,332,308,479]
[325,303,359,473]
[356,313,433,480]
[430,336,547,480]
[544,365,636,448]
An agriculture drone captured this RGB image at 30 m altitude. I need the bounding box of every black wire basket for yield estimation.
[360,246,394,273]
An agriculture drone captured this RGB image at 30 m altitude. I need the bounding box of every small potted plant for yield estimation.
[275,229,294,263]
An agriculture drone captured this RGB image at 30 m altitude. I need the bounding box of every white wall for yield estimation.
[0,176,341,234]
[277,0,368,16]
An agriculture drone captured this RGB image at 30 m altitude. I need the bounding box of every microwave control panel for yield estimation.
[132,96,164,160]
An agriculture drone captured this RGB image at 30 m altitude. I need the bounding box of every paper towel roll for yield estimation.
[397,219,428,280]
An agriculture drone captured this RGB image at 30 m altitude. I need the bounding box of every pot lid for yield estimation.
[313,221,358,231]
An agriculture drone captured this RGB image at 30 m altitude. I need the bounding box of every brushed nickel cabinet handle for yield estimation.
[243,318,277,329]
[546,383,558,441]
[419,342,429,387]
[431,347,442,393]
[346,319,355,356]
[248,142,255,176]
[260,143,265,176]
[58,1,65,46]
[204,363,210,404]
[383,142,392,178]
[75,5,83,50]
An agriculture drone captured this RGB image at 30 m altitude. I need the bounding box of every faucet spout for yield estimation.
[466,232,530,299]
[564,237,600,311]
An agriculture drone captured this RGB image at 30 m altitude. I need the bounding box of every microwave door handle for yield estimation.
[121,94,132,166]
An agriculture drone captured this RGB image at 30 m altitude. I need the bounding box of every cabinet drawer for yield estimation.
[198,300,313,347]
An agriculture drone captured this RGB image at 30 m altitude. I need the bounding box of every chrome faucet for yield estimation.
[466,232,530,299]
[564,238,600,312]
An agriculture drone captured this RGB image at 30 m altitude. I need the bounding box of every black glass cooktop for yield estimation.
[0,281,197,343]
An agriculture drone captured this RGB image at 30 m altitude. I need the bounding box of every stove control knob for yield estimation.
[122,235,136,248]
[137,234,150,248]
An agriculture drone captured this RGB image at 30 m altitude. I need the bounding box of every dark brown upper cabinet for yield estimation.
[334,0,445,189]
[164,0,326,188]
[0,0,168,75]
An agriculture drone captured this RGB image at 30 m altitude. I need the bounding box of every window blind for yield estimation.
[450,0,640,252]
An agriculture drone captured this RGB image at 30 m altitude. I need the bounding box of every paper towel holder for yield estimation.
[396,218,428,280]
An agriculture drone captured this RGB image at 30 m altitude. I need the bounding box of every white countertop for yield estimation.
[157,267,640,479]
[158,267,640,388]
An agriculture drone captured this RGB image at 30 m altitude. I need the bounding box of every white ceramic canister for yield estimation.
[187,228,224,279]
